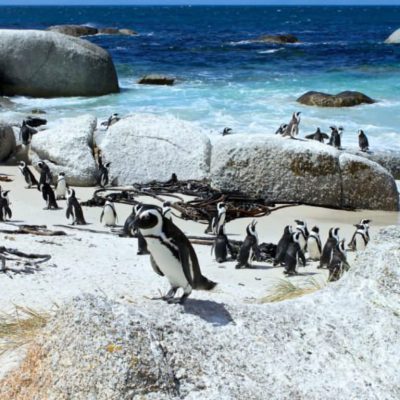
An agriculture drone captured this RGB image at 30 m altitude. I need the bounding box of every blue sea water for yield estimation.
[0,5,400,150]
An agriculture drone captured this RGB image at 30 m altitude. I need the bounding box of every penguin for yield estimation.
[358,130,369,152]
[305,128,330,143]
[318,227,340,269]
[284,231,306,276]
[235,220,259,269]
[328,239,350,282]
[307,226,322,261]
[222,127,233,136]
[134,204,217,304]
[275,123,288,135]
[66,188,86,225]
[100,200,118,226]
[123,204,149,254]
[101,113,120,129]
[295,219,309,252]
[282,112,301,138]
[162,201,173,221]
[97,162,111,188]
[348,223,369,251]
[212,202,226,235]
[18,161,39,189]
[212,225,236,263]
[273,225,293,266]
[55,172,68,200]
[40,183,59,210]
[19,120,37,145]
[37,161,53,187]
[328,126,342,149]
[0,190,12,221]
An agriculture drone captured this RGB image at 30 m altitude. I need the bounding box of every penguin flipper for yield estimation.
[305,134,315,140]
[100,210,104,223]
[321,133,330,140]
[66,203,73,220]
[150,256,164,277]
[5,206,12,219]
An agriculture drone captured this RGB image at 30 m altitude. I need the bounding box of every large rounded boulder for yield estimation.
[0,124,16,162]
[0,29,119,97]
[297,91,375,107]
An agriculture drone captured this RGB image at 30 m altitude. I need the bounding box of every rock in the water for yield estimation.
[30,115,97,186]
[385,28,400,44]
[0,29,119,97]
[118,28,137,36]
[47,24,98,37]
[210,135,398,211]
[0,97,15,109]
[251,33,299,44]
[297,91,375,107]
[97,114,211,184]
[138,75,175,85]
[0,124,16,162]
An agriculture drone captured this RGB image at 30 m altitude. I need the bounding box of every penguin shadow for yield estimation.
[250,264,275,270]
[292,271,320,277]
[183,298,234,327]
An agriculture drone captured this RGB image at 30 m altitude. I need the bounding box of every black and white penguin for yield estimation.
[275,123,288,135]
[212,202,226,235]
[348,223,369,251]
[358,130,369,152]
[40,183,59,210]
[19,120,37,145]
[100,200,118,226]
[235,220,259,269]
[328,126,342,149]
[295,219,309,252]
[307,226,322,260]
[0,190,12,221]
[18,161,38,189]
[305,128,330,143]
[134,204,217,304]
[222,127,233,136]
[273,225,293,266]
[97,162,111,188]
[37,161,53,187]
[66,189,86,225]
[318,227,340,269]
[328,239,350,281]
[162,201,173,221]
[284,231,306,276]
[212,225,236,263]
[55,172,68,200]
[282,112,301,138]
[101,113,120,129]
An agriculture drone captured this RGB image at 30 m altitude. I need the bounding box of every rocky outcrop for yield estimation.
[0,124,16,162]
[251,33,299,44]
[97,114,211,184]
[2,226,400,399]
[0,29,119,97]
[138,75,176,85]
[0,97,15,109]
[297,91,375,107]
[385,28,400,44]
[47,25,137,37]
[210,135,398,211]
[30,115,97,186]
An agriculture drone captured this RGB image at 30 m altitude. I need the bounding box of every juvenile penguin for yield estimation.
[295,219,309,252]
[328,239,350,281]
[0,191,12,221]
[358,130,369,152]
[328,126,342,149]
[348,223,369,251]
[162,201,173,221]
[318,227,340,269]
[100,200,118,226]
[235,220,259,269]
[55,172,68,200]
[40,183,59,210]
[212,225,236,263]
[284,231,306,276]
[101,113,120,129]
[18,161,38,189]
[19,120,37,145]
[305,128,330,143]
[222,127,233,136]
[134,204,217,304]
[275,123,288,135]
[273,225,293,266]
[65,189,86,225]
[307,226,322,260]
[97,162,111,188]
[212,202,226,235]
[282,112,301,138]
[37,161,53,187]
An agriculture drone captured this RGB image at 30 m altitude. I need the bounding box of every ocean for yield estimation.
[1,5,400,150]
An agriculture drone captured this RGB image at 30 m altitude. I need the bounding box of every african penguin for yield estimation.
[235,220,259,269]
[212,225,236,263]
[212,202,226,235]
[0,190,12,221]
[40,183,59,210]
[328,239,350,282]
[282,112,301,138]
[273,225,293,267]
[328,126,342,149]
[37,161,53,187]
[101,113,120,130]
[307,226,322,261]
[55,172,68,200]
[348,224,369,251]
[358,130,369,152]
[305,128,330,143]
[275,123,288,135]
[295,219,309,252]
[100,200,118,226]
[318,227,340,269]
[19,120,37,146]
[18,161,38,189]
[97,162,111,188]
[134,204,217,304]
[284,231,306,276]
[66,189,86,225]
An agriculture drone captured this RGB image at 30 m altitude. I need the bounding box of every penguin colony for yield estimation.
[3,114,373,304]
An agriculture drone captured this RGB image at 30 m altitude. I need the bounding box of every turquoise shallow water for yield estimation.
[1,5,400,150]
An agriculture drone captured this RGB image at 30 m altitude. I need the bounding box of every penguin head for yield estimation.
[135,205,163,232]
[358,129,364,137]
[105,162,111,169]
[331,227,340,240]
[284,225,292,234]
[329,126,337,133]
[311,226,319,234]
[59,172,65,177]
[134,203,142,215]
[295,219,306,227]
[246,220,257,237]
[19,161,26,168]
[217,202,226,212]
[337,239,346,255]
[338,126,344,134]
[67,188,75,199]
[292,231,301,244]
[37,161,44,169]
[1,190,10,198]
[316,128,321,133]
[360,219,371,226]
[163,201,171,208]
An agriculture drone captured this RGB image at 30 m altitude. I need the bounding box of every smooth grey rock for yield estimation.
[297,91,375,107]
[251,33,299,44]
[0,29,119,97]
[210,135,398,211]
[0,124,16,162]
[385,28,400,44]
[97,114,211,185]
[47,25,98,37]
[138,75,175,85]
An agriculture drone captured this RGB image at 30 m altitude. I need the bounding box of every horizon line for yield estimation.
[1,3,399,6]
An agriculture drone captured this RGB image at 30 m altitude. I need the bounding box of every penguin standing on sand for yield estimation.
[275,123,288,135]
[97,162,111,188]
[100,200,118,226]
[295,220,309,252]
[307,226,322,260]
[328,126,342,149]
[212,202,226,235]
[40,183,59,210]
[328,239,350,281]
[134,204,217,304]
[319,227,340,269]
[37,161,53,187]
[273,225,293,266]
[162,201,173,221]
[18,161,38,189]
[66,189,86,225]
[305,128,330,143]
[348,223,369,251]
[282,112,301,138]
[55,172,68,200]
[19,120,37,145]
[358,130,369,152]
[212,225,236,263]
[0,190,12,221]
[284,231,306,276]
[236,220,259,269]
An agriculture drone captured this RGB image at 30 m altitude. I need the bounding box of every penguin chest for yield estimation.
[56,180,67,197]
[298,235,306,251]
[307,237,320,259]
[355,233,366,250]
[103,207,116,225]
[145,237,191,290]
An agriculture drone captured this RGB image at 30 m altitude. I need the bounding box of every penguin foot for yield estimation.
[167,294,189,305]
[235,264,245,269]
[137,250,150,256]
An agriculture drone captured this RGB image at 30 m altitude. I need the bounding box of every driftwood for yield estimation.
[54,224,117,236]
[0,225,66,236]
[0,176,13,182]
